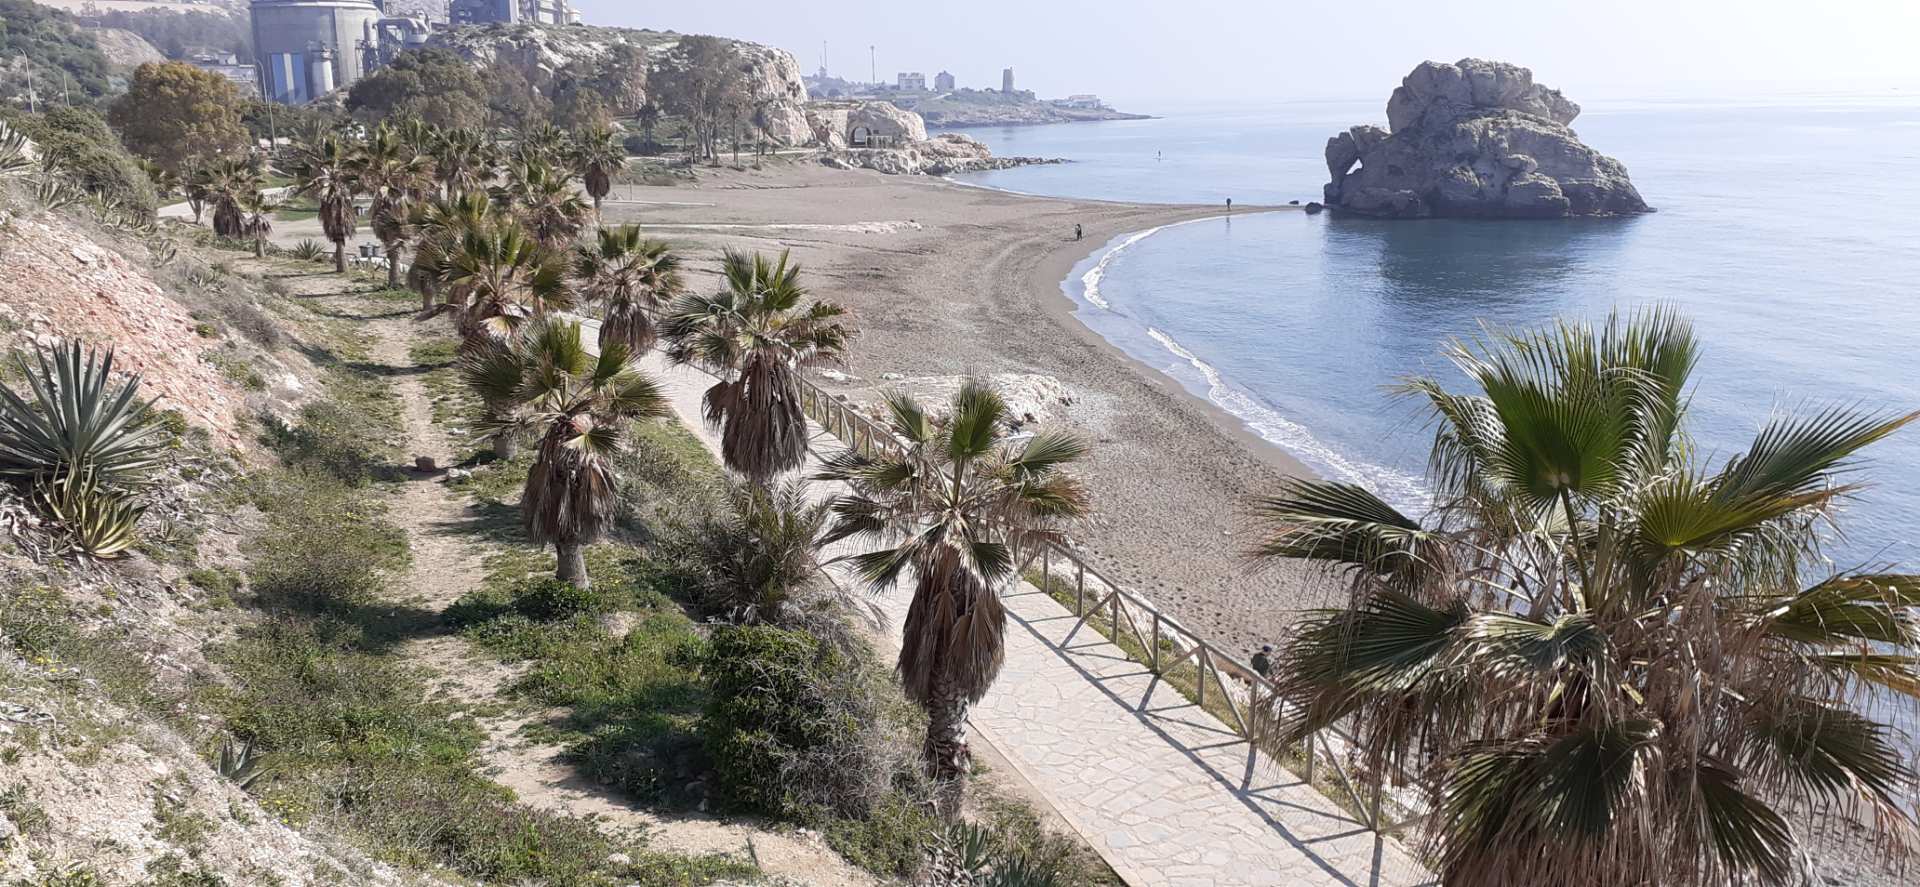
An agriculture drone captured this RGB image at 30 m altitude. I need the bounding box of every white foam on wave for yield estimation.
[1078,216,1217,310]
[1142,327,1433,510]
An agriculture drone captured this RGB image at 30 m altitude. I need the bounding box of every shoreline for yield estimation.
[1027,212,1320,485]
[590,161,1340,655]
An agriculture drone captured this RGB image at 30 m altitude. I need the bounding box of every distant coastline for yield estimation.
[922,109,1155,129]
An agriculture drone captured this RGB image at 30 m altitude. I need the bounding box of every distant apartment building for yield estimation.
[933,70,955,91]
[1001,67,1015,93]
[896,71,926,91]
[1054,94,1104,109]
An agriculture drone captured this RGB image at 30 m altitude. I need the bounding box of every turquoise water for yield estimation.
[950,95,1920,566]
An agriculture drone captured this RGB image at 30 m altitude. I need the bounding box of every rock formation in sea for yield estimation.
[1322,58,1650,218]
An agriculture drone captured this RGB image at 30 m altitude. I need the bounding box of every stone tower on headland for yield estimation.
[1001,67,1015,93]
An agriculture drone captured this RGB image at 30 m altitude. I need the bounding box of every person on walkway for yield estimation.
[1250,644,1273,679]
[1226,197,1233,213]
[1074,223,1083,241]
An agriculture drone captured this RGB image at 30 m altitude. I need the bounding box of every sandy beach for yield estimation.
[590,160,1335,657]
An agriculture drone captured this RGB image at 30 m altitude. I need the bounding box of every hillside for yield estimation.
[803,81,1149,128]
[428,23,814,145]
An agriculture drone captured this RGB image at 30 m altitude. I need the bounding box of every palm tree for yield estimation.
[571,225,683,354]
[431,127,498,200]
[197,157,257,241]
[686,478,835,624]
[1246,309,1920,887]
[240,189,275,258]
[359,124,433,288]
[661,250,851,484]
[407,190,496,312]
[818,381,1090,815]
[444,220,571,342]
[572,125,627,218]
[501,159,590,249]
[637,102,661,154]
[458,318,668,587]
[291,134,361,274]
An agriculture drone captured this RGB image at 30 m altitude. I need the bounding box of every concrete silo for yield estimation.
[251,0,384,104]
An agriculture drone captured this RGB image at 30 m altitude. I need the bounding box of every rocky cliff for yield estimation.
[428,24,814,146]
[1322,59,1649,219]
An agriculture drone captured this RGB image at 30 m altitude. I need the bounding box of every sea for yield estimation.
[947,93,1920,570]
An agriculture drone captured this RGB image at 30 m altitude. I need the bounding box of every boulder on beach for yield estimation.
[1322,58,1650,219]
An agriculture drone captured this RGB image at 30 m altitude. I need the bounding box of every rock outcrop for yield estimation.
[821,133,1062,176]
[805,100,928,150]
[429,24,814,146]
[1322,59,1649,219]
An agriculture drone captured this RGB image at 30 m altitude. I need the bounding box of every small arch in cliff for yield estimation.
[849,125,872,147]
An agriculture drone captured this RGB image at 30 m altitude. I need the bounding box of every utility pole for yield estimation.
[22,57,36,114]
[869,45,875,86]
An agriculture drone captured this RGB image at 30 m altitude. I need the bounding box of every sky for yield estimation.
[575,0,1920,108]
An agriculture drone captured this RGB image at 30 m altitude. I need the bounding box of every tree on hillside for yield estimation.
[346,49,489,131]
[818,382,1091,816]
[571,224,683,354]
[457,318,669,587]
[662,250,851,484]
[650,36,748,161]
[483,60,551,132]
[290,133,361,273]
[107,62,250,175]
[0,0,115,102]
[1247,310,1920,886]
[83,9,254,64]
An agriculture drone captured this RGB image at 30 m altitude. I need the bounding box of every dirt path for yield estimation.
[336,286,883,887]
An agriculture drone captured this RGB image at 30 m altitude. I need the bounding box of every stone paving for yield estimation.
[638,350,1434,887]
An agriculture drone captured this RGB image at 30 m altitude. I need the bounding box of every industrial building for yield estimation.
[448,0,578,26]
[895,72,925,91]
[251,0,570,106]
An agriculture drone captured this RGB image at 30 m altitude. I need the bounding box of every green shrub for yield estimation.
[261,393,396,485]
[0,107,159,217]
[700,624,906,820]
[511,576,604,621]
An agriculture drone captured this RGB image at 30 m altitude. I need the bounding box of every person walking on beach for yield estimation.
[1074,223,1083,241]
[1251,644,1273,679]
[1226,197,1233,213]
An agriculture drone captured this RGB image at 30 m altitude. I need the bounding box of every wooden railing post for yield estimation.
[1075,560,1085,615]
[1150,613,1161,673]
[1197,647,1209,708]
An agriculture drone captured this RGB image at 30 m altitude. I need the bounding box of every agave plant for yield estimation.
[1248,309,1920,886]
[458,318,669,586]
[0,120,33,178]
[0,341,167,489]
[290,239,329,263]
[215,736,269,790]
[926,822,1065,887]
[662,250,851,484]
[34,471,145,559]
[571,224,683,354]
[818,381,1089,815]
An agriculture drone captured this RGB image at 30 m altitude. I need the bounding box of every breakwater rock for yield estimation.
[1323,58,1650,218]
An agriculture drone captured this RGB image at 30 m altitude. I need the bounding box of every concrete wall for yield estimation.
[251,0,384,103]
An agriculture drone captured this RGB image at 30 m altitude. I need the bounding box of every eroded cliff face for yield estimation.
[1323,58,1650,219]
[428,24,815,145]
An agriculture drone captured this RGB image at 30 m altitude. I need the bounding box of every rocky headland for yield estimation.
[807,102,1062,175]
[1323,58,1650,218]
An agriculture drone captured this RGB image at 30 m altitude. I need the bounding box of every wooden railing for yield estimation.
[793,373,1430,864]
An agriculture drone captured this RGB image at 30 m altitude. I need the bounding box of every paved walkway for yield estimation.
[637,352,1433,887]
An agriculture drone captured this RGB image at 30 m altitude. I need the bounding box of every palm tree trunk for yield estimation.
[555,540,589,588]
[421,280,436,313]
[333,240,346,274]
[386,244,401,288]
[492,431,518,460]
[253,235,264,258]
[924,676,972,820]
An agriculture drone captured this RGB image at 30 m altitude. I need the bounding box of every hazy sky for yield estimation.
[576,0,1920,107]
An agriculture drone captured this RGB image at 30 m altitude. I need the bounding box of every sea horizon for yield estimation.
[950,91,1920,568]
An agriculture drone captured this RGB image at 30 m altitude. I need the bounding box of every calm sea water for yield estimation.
[949,94,1920,567]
